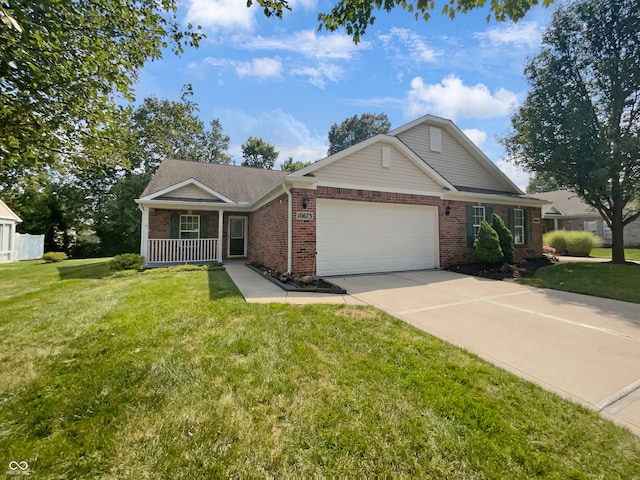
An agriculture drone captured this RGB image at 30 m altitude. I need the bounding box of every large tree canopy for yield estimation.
[503,0,640,263]
[328,113,391,155]
[0,0,203,185]
[250,0,555,42]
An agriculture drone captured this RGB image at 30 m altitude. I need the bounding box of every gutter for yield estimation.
[282,183,293,274]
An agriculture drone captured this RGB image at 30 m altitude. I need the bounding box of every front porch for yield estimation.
[146,238,221,265]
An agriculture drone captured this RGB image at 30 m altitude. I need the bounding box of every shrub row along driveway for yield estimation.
[328,270,640,436]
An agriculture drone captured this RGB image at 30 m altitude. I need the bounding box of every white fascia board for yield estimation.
[135,199,249,211]
[141,178,236,204]
[443,190,549,207]
[316,180,445,199]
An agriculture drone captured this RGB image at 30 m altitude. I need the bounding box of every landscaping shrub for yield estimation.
[42,252,68,263]
[492,213,514,264]
[543,231,600,257]
[543,231,568,255]
[108,253,144,271]
[474,221,504,266]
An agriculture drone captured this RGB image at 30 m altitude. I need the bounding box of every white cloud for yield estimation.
[235,57,282,79]
[213,108,328,166]
[495,159,531,192]
[462,129,488,149]
[379,28,439,63]
[242,30,366,60]
[405,75,518,120]
[290,63,343,89]
[202,56,282,79]
[186,0,256,31]
[475,21,543,49]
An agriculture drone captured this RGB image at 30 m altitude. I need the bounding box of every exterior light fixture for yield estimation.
[445,206,452,216]
[302,196,310,209]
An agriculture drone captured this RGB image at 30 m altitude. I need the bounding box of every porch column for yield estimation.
[218,210,224,262]
[553,218,558,231]
[139,205,149,261]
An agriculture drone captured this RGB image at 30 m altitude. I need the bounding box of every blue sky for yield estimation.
[134,0,560,189]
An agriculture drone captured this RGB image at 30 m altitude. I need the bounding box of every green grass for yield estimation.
[591,247,640,261]
[1,259,639,478]
[519,262,640,303]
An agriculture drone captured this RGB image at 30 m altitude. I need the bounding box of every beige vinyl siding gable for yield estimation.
[162,184,224,201]
[313,143,443,193]
[397,123,516,192]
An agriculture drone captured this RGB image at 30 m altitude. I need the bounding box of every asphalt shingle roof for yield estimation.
[140,158,287,204]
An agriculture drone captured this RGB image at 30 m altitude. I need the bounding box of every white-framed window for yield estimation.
[513,209,524,245]
[180,214,200,239]
[473,206,485,239]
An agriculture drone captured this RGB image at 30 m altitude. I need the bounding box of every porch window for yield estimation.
[180,215,200,239]
[513,209,524,245]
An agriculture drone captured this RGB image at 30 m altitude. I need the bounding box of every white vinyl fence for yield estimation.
[14,233,45,261]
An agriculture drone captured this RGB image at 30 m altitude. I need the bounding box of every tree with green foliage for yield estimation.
[128,93,231,174]
[241,137,279,169]
[281,157,312,172]
[248,0,555,43]
[492,213,514,264]
[0,0,204,188]
[328,113,391,155]
[526,173,562,194]
[474,221,504,266]
[503,0,640,264]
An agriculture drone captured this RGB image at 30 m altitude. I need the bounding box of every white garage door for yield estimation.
[316,199,438,276]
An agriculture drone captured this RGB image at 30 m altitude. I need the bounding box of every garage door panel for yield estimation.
[317,199,438,276]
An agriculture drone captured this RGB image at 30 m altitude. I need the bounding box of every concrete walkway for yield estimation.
[225,263,640,436]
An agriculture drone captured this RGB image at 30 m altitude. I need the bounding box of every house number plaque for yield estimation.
[296,212,314,220]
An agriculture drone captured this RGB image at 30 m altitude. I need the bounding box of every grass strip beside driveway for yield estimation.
[519,262,640,304]
[1,259,639,478]
[591,248,640,261]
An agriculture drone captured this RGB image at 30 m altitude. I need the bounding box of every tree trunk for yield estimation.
[610,208,626,264]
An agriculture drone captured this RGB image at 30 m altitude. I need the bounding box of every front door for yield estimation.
[228,217,247,257]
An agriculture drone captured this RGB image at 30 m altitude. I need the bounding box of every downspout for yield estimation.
[282,183,293,274]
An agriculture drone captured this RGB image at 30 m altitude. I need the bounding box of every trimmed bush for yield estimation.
[108,253,144,272]
[543,231,600,257]
[474,221,504,266]
[42,252,68,263]
[492,213,514,264]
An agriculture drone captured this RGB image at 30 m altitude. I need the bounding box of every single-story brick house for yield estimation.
[136,114,546,275]
[537,190,640,246]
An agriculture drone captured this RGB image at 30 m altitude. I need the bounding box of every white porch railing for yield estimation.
[147,238,220,264]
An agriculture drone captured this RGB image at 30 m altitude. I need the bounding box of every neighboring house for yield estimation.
[0,199,21,262]
[136,114,546,275]
[537,190,640,246]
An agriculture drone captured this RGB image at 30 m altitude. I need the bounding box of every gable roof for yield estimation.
[292,114,523,197]
[0,199,21,222]
[535,190,597,217]
[140,159,286,205]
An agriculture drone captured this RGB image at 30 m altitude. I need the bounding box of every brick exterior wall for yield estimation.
[147,190,543,275]
[247,193,289,272]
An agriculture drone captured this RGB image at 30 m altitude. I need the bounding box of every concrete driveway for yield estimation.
[328,270,640,436]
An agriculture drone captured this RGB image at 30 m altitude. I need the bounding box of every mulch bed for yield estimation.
[445,257,553,281]
[247,263,347,294]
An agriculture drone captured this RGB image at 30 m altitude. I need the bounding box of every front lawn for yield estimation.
[591,247,640,261]
[1,259,639,477]
[518,262,640,303]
